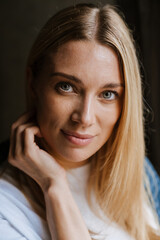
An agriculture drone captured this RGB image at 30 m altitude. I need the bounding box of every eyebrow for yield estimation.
[50,72,124,88]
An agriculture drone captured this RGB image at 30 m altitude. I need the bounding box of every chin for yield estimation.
[54,148,94,163]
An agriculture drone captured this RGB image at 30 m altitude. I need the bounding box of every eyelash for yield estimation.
[55,82,119,101]
[100,90,119,100]
[55,82,75,93]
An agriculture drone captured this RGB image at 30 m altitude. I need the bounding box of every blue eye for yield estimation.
[102,91,117,100]
[58,82,73,92]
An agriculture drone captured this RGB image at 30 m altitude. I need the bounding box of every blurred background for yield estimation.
[0,0,160,174]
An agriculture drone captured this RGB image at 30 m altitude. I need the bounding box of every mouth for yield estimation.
[61,130,95,146]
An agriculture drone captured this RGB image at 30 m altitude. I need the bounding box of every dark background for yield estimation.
[0,0,160,174]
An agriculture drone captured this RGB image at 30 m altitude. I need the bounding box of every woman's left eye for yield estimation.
[101,91,118,100]
[57,82,74,92]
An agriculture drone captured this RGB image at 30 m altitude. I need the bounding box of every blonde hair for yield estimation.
[25,3,160,240]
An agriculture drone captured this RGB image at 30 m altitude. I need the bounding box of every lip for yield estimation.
[61,130,95,146]
[62,130,94,139]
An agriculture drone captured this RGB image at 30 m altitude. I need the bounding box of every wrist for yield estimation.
[42,175,69,196]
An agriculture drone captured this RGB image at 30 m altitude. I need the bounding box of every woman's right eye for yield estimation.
[56,82,74,93]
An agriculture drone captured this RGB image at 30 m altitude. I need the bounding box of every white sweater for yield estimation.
[0,164,157,240]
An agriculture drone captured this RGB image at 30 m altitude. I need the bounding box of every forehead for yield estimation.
[53,40,116,61]
[45,40,123,86]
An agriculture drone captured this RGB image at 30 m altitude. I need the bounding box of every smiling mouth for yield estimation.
[61,130,94,146]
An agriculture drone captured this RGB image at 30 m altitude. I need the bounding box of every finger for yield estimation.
[12,112,35,129]
[9,122,35,159]
[15,122,35,159]
[23,126,42,155]
[8,112,35,159]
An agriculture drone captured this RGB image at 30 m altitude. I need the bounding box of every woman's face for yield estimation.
[34,41,124,168]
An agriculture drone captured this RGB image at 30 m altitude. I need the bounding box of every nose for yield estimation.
[71,95,95,127]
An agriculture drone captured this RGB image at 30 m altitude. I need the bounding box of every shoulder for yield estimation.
[0,176,51,240]
[144,157,160,222]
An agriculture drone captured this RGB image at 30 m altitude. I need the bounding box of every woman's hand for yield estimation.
[8,112,91,240]
[8,112,66,192]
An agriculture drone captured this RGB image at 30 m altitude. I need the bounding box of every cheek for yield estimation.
[100,103,122,139]
[102,103,121,125]
[36,93,74,127]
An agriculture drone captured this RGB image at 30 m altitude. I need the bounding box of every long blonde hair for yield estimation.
[18,3,160,240]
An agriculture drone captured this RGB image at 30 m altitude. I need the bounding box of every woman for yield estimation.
[0,3,159,240]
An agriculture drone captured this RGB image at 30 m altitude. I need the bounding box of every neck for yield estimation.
[56,158,90,170]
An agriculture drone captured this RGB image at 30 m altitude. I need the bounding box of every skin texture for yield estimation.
[34,40,124,169]
[8,40,124,240]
